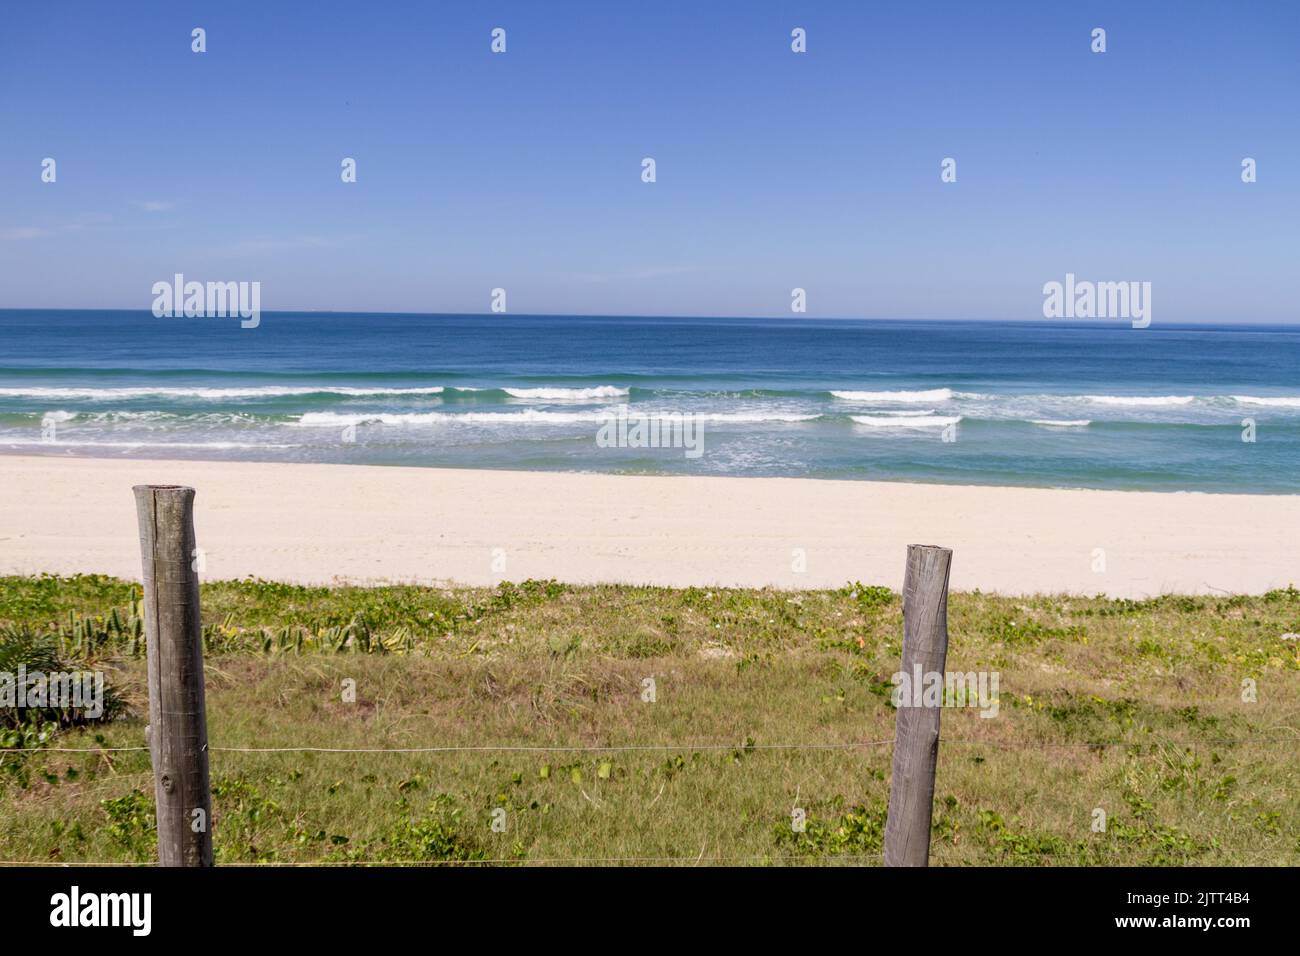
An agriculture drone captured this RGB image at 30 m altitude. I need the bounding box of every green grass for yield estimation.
[1,574,1297,866]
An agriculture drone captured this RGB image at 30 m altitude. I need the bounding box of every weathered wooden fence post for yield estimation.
[133,485,214,867]
[883,543,953,867]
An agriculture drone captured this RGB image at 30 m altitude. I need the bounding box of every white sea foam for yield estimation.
[0,386,447,400]
[1084,395,1194,406]
[501,386,628,400]
[1231,395,1300,407]
[296,410,820,427]
[1,439,299,449]
[28,410,259,424]
[697,412,820,423]
[1030,419,1091,428]
[832,388,954,403]
[851,415,962,428]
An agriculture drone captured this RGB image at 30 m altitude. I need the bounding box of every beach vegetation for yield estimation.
[0,575,1294,865]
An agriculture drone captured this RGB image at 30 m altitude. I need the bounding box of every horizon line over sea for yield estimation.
[5,308,1300,330]
[2,310,1299,494]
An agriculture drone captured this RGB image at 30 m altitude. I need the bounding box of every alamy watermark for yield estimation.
[1,665,105,719]
[596,406,704,459]
[891,665,1000,718]
[50,886,150,936]
[152,273,261,328]
[1042,273,1150,328]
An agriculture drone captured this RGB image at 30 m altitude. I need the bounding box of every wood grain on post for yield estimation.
[883,544,953,867]
[133,485,213,867]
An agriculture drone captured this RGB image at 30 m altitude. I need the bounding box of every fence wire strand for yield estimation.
[12,735,1297,755]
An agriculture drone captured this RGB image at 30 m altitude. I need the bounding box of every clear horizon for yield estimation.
[1,308,1297,329]
[2,1,1297,322]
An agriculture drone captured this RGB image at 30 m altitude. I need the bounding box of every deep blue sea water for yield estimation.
[2,310,1299,493]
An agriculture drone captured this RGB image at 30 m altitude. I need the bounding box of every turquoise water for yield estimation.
[2,310,1298,493]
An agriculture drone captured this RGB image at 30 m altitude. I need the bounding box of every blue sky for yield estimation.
[1,0,1296,321]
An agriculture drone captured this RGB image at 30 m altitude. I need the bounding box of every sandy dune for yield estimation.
[1,454,1296,596]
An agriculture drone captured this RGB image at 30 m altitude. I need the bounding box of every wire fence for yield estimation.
[9,505,1297,868]
[9,730,1298,866]
[16,734,1299,755]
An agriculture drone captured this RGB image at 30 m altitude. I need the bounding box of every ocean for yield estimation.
[2,310,1298,493]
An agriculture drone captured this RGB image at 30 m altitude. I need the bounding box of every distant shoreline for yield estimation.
[3,454,1297,597]
[3,446,1299,497]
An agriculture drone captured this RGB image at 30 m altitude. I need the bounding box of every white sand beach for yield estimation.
[1,454,1296,597]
